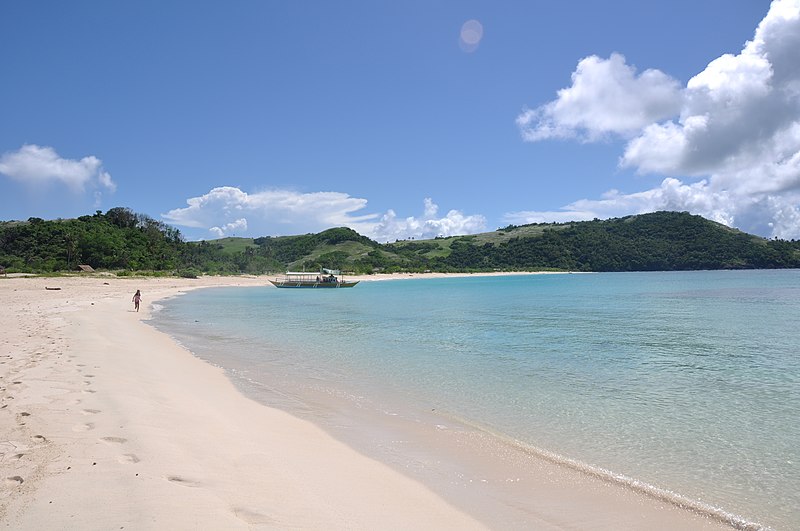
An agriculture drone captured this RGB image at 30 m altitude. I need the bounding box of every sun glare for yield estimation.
[459,19,483,52]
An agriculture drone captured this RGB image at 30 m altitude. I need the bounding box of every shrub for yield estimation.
[176,268,200,279]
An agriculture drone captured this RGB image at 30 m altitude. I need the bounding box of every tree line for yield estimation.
[1,209,798,275]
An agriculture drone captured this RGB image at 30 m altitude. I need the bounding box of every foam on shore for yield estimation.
[439,412,765,530]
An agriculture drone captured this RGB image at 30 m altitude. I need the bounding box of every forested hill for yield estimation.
[1,209,798,275]
[388,212,800,272]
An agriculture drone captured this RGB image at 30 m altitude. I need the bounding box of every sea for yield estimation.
[151,270,800,530]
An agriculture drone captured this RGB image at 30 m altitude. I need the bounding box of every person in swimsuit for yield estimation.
[132,289,142,312]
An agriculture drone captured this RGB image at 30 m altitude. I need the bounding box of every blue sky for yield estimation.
[2,1,798,241]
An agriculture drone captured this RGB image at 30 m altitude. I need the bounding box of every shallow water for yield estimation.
[153,270,800,529]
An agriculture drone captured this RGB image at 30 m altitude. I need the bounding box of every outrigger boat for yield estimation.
[269,268,359,288]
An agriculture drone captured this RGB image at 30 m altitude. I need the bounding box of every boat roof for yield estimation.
[284,269,340,276]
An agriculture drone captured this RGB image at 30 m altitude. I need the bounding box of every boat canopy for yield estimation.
[270,268,358,288]
[284,269,341,276]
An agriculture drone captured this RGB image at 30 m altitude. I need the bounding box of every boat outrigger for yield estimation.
[269,268,359,288]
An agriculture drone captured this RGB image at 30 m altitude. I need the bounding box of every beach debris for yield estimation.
[44,287,61,290]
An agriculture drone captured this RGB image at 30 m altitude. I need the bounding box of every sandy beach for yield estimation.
[1,274,736,529]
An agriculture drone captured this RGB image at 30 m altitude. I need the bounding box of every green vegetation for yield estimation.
[211,237,259,255]
[1,209,798,276]
[407,213,800,272]
[0,208,182,272]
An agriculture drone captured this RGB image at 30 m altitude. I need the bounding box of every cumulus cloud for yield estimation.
[163,187,485,241]
[505,179,735,228]
[504,177,800,239]
[371,198,487,242]
[0,144,116,192]
[209,218,248,238]
[620,2,800,179]
[163,187,374,235]
[517,53,682,141]
[517,0,800,239]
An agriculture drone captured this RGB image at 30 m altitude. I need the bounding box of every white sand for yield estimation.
[0,274,734,530]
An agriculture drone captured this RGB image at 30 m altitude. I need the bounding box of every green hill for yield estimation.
[391,212,799,272]
[210,237,259,255]
[1,209,798,275]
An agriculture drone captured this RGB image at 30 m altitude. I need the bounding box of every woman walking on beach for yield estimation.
[132,290,142,312]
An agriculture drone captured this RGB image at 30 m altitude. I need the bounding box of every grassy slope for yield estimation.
[204,237,258,255]
[203,223,571,265]
[387,223,569,259]
[196,213,799,272]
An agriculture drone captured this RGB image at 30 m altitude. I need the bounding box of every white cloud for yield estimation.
[505,178,733,226]
[504,177,800,239]
[163,186,375,235]
[517,0,800,239]
[620,1,800,179]
[209,218,248,238]
[371,198,487,243]
[517,53,682,141]
[163,187,486,241]
[0,144,116,192]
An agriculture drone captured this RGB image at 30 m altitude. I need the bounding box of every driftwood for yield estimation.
[44,287,61,291]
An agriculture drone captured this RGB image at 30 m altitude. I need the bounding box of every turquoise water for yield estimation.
[153,271,800,529]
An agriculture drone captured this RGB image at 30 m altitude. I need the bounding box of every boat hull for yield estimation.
[269,280,359,288]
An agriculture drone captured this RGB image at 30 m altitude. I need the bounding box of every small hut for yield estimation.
[77,264,95,273]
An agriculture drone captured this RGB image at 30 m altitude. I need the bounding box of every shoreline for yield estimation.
[1,274,741,529]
